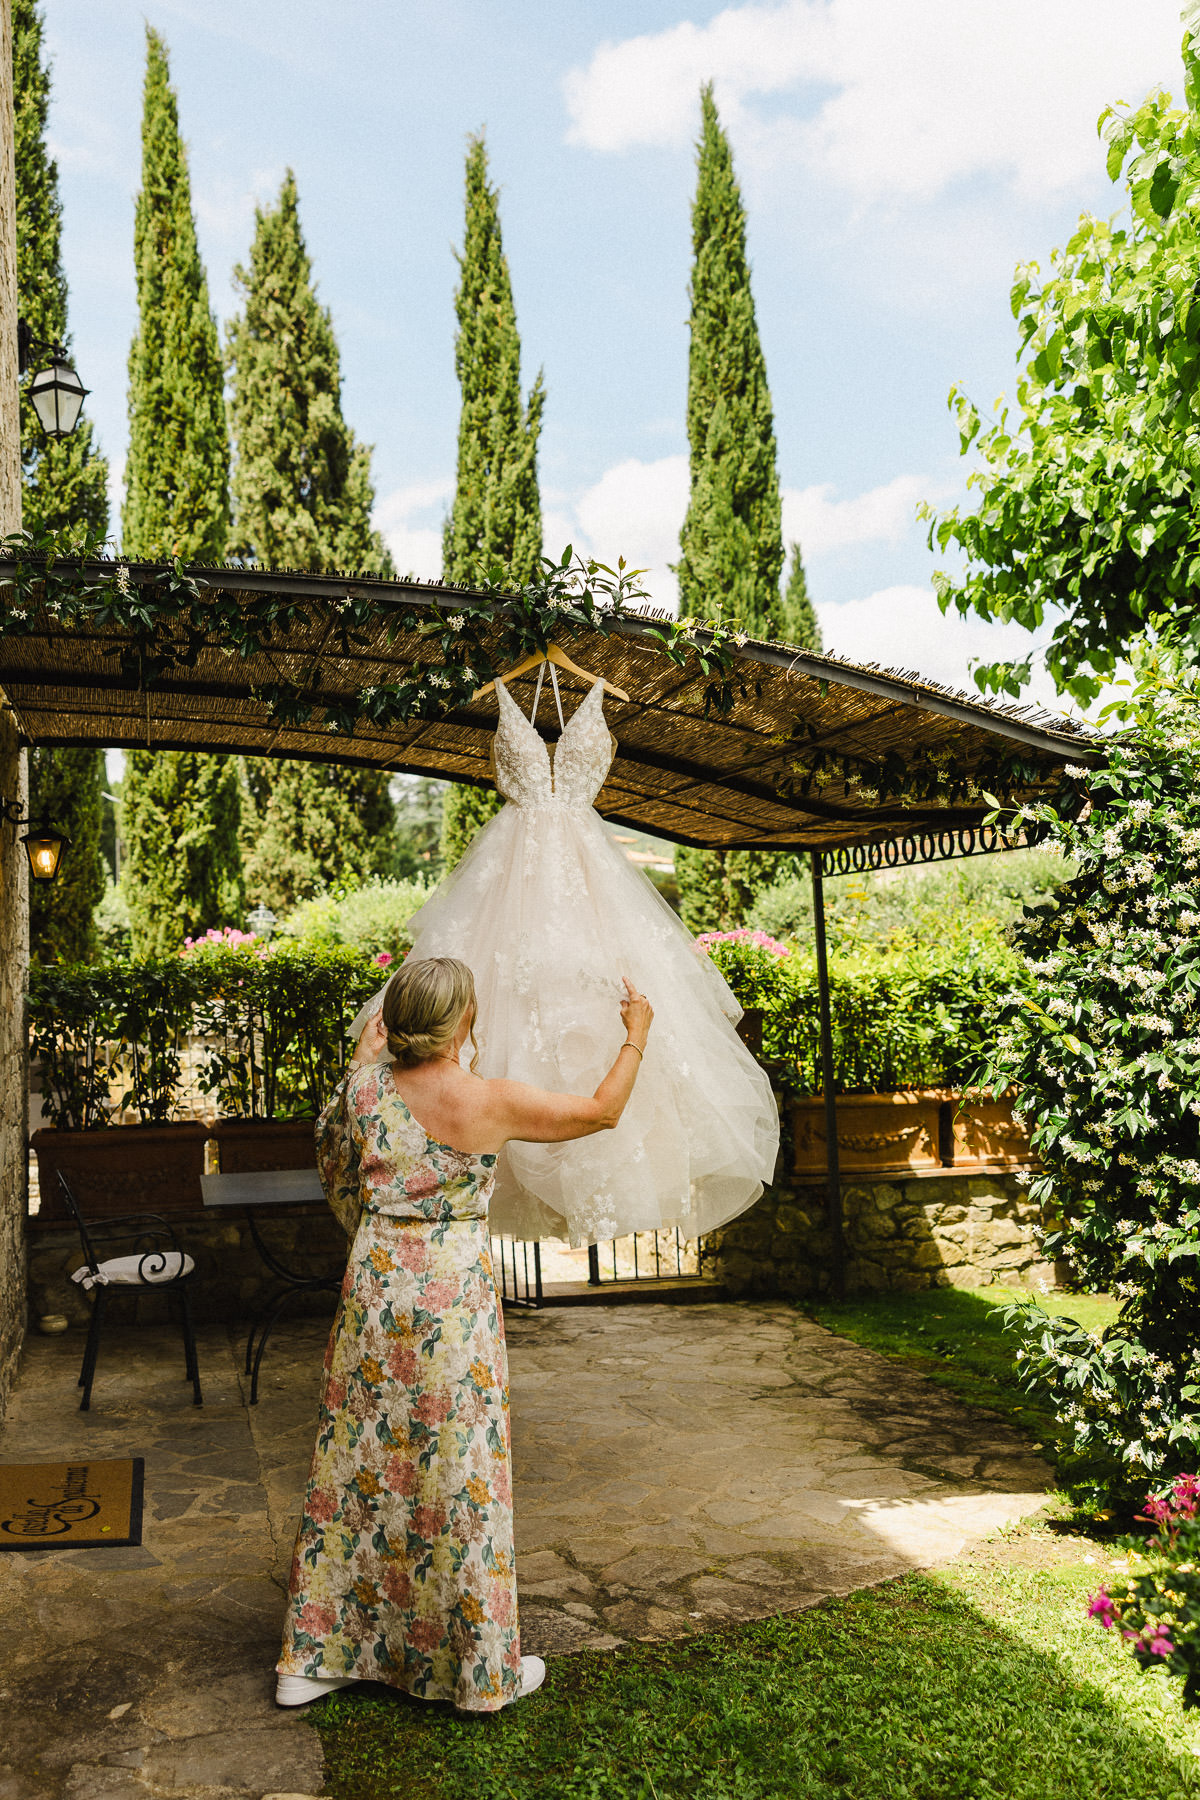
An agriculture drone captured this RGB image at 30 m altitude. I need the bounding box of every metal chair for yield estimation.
[57,1172,203,1411]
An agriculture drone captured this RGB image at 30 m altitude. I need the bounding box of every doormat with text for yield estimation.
[0,1458,144,1549]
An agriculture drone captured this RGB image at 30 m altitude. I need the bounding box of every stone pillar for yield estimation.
[0,0,28,1416]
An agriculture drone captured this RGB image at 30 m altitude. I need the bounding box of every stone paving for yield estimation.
[0,1299,1052,1800]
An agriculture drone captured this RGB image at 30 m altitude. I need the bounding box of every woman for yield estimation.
[276,955,652,1712]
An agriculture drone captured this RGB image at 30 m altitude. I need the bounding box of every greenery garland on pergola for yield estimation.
[0,526,1099,858]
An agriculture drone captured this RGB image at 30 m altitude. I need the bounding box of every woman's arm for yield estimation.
[488,981,653,1145]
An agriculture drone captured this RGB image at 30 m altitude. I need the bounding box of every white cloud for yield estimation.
[545,454,690,612]
[546,458,941,613]
[817,583,1070,714]
[375,479,453,581]
[565,0,1182,202]
[782,474,939,557]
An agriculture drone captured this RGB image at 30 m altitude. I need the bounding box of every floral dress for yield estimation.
[276,1061,521,1711]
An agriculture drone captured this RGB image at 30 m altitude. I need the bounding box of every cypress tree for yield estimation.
[121,752,244,957]
[227,170,392,573]
[122,26,229,561]
[27,749,105,962]
[14,0,108,537]
[16,0,109,962]
[777,542,822,650]
[120,30,242,956]
[240,761,395,915]
[228,170,394,889]
[676,85,784,635]
[441,132,545,863]
[442,132,544,588]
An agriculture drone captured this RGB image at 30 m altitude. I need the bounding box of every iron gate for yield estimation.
[491,1228,712,1308]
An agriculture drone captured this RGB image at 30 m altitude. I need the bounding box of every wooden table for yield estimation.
[201,1171,340,1403]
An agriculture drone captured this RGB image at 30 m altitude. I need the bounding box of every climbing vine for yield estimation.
[0,527,751,730]
[0,525,1089,810]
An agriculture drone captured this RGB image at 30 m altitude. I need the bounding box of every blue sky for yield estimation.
[44,0,1185,708]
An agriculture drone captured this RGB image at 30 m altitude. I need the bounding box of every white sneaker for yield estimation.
[515,1655,546,1700]
[275,1671,357,1707]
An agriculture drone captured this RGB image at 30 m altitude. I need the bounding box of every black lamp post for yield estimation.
[18,317,88,439]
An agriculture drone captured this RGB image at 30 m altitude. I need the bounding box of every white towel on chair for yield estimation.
[71,1252,194,1292]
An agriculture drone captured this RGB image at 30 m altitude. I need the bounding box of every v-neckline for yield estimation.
[500,677,601,796]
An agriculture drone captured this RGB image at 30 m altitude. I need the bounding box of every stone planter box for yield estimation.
[31,1121,208,1223]
[946,1092,1035,1172]
[793,1090,944,1178]
[793,1089,1035,1179]
[210,1117,317,1173]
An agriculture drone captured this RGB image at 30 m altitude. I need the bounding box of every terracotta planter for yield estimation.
[945,1092,1035,1172]
[792,1090,945,1178]
[736,1007,764,1057]
[31,1122,208,1223]
[211,1117,317,1174]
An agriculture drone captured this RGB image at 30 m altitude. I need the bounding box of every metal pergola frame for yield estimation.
[0,560,1101,1294]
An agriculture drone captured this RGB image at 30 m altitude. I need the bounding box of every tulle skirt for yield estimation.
[360,800,778,1246]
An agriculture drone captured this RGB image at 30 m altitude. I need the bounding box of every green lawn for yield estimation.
[807,1283,1119,1455]
[313,1542,1200,1798]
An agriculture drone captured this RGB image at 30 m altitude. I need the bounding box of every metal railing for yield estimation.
[492,1236,544,1307]
[492,1228,712,1308]
[586,1227,710,1285]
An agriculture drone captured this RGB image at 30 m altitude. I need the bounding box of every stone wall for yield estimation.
[0,0,25,1421]
[712,1167,1055,1298]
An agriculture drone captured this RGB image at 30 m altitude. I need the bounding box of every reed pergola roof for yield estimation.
[0,561,1100,853]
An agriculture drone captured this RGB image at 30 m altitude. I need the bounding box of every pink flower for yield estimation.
[695,927,788,958]
[404,1169,440,1199]
[421,1278,458,1311]
[385,1453,419,1495]
[411,1502,447,1539]
[1087,1588,1116,1629]
[395,1236,431,1273]
[306,1487,338,1525]
[1146,1629,1175,1658]
[381,1565,413,1607]
[490,1586,514,1627]
[297,1600,336,1637]
[408,1618,444,1653]
[414,1388,452,1426]
[375,951,394,967]
[386,1344,419,1385]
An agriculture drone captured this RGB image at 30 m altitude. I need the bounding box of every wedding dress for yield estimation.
[351,671,779,1245]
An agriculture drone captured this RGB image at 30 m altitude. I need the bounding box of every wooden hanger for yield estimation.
[471,641,630,704]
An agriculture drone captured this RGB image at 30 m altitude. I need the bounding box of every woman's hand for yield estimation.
[619,977,653,1051]
[351,1009,389,1068]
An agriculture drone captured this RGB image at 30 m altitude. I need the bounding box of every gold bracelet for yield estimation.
[621,1041,644,1060]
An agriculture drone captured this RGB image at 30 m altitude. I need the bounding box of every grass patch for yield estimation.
[313,1543,1200,1799]
[805,1284,1119,1452]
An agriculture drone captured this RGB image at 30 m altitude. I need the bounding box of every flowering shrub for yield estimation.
[983,671,1200,1499]
[182,926,259,952]
[698,921,1026,1094]
[1089,1476,1200,1706]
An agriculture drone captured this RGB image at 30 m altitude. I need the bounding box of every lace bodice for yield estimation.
[492,676,615,810]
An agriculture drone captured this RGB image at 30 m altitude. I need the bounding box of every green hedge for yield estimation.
[30,940,382,1129]
[699,925,1027,1094]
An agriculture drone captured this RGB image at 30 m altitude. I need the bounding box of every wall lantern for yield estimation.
[18,317,88,439]
[0,797,69,882]
[22,824,70,883]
